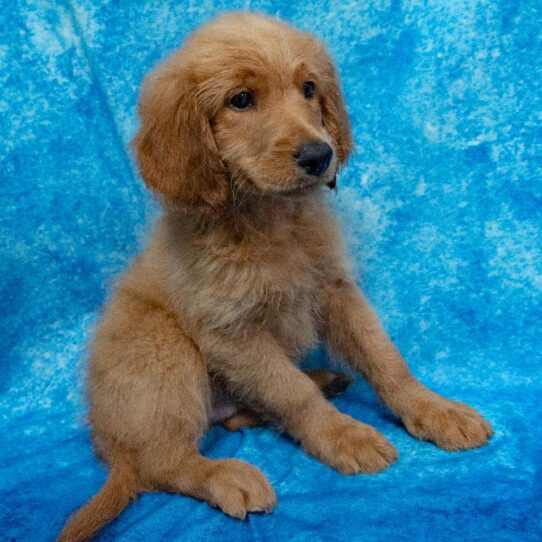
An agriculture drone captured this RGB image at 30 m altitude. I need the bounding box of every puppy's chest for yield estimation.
[181,233,323,351]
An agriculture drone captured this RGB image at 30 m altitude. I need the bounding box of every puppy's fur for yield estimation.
[59,13,492,541]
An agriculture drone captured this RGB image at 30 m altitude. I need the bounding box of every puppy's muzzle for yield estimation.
[294,140,333,176]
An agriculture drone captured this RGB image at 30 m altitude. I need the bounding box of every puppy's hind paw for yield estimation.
[205,459,276,519]
[304,369,353,398]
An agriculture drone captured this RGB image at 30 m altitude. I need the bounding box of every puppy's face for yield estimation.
[134,13,352,210]
[213,60,337,195]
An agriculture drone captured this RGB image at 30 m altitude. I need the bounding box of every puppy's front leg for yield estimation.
[207,332,397,474]
[323,279,493,450]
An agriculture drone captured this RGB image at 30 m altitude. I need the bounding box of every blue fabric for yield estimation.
[1,1,541,540]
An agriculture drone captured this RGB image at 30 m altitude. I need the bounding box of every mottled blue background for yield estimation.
[1,1,541,541]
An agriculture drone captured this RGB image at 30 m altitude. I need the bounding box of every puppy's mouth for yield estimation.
[240,179,326,198]
[277,174,337,197]
[225,165,336,199]
[276,179,322,197]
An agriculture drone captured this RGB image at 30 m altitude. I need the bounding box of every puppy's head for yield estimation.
[133,12,352,212]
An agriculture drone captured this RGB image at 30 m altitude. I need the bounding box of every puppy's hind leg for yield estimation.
[121,318,277,520]
[148,449,276,520]
[99,295,277,520]
[305,369,353,398]
[59,289,275,541]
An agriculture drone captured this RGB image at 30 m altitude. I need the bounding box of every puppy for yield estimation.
[58,12,492,541]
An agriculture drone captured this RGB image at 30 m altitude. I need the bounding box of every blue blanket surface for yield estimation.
[1,1,541,541]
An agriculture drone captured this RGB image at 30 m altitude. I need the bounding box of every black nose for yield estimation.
[294,141,333,176]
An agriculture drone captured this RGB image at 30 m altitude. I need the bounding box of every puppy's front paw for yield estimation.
[401,392,493,451]
[302,413,398,474]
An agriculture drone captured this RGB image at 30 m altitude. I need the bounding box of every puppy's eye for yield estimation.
[229,91,254,110]
[303,81,315,99]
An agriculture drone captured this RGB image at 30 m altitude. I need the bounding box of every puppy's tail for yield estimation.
[57,458,140,542]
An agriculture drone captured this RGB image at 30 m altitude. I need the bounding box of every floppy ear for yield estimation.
[132,59,228,212]
[320,60,353,167]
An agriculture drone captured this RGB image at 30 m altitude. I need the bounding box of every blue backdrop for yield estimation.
[1,1,541,540]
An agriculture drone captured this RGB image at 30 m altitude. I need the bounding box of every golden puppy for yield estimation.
[59,12,492,541]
